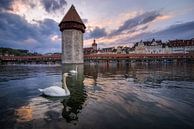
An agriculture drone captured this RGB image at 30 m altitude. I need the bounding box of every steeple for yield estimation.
[92,39,97,46]
[59,5,86,33]
[92,39,97,51]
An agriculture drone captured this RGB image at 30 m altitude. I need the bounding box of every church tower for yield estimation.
[92,39,97,51]
[59,5,86,64]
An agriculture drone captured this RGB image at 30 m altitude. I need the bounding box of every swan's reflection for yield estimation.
[61,64,87,123]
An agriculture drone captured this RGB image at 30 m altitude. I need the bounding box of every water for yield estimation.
[0,63,194,129]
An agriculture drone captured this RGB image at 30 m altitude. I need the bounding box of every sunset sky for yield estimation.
[0,0,194,53]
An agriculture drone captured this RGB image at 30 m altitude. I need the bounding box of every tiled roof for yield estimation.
[60,5,84,25]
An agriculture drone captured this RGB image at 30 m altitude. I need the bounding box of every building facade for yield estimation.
[134,39,194,54]
[167,39,194,53]
[84,38,194,55]
[84,40,98,55]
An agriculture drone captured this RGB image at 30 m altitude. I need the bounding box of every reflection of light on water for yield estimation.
[85,76,176,116]
[15,97,64,122]
[83,78,95,86]
[2,63,193,129]
[161,80,194,89]
[15,106,32,123]
[30,97,64,120]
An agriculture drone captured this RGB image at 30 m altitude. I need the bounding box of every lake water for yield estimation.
[0,63,194,129]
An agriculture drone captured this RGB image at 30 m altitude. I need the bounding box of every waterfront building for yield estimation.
[134,38,194,54]
[59,5,86,64]
[135,39,166,54]
[84,47,94,55]
[122,46,131,54]
[100,47,115,54]
[84,38,194,55]
[167,39,194,53]
[116,46,123,54]
[134,41,146,54]
[84,40,98,55]
[84,40,117,54]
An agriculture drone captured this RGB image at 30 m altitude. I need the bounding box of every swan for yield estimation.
[38,73,70,97]
[124,74,135,82]
[69,66,78,74]
[126,78,135,82]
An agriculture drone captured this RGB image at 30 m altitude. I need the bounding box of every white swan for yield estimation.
[38,73,70,97]
[126,78,135,82]
[69,66,78,74]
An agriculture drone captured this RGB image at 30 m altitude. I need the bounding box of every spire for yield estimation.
[92,39,97,46]
[59,5,86,33]
[60,5,84,24]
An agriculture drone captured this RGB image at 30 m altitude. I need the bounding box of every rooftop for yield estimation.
[60,5,84,25]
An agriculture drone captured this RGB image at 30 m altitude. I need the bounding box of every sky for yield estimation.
[0,0,194,53]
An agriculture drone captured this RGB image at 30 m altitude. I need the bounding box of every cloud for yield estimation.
[82,19,88,24]
[84,11,161,46]
[0,11,61,53]
[126,25,148,34]
[85,26,107,39]
[0,1,193,52]
[86,11,193,48]
[0,0,13,11]
[90,27,107,39]
[0,12,39,41]
[41,0,67,12]
[122,21,194,42]
[110,11,161,36]
[86,21,194,48]
[0,0,37,16]
[36,19,59,36]
[83,11,161,47]
[154,21,194,40]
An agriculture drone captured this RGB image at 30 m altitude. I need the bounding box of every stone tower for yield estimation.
[59,5,86,64]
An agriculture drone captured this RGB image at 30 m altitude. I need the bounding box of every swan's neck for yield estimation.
[75,66,78,72]
[62,75,70,95]
[62,76,67,89]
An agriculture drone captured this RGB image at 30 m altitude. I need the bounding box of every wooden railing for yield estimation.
[84,53,194,60]
[0,53,194,62]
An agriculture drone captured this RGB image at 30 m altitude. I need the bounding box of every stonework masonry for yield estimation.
[59,5,85,64]
[62,29,83,64]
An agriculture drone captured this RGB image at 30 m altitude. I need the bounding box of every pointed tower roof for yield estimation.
[59,5,86,33]
[61,5,83,24]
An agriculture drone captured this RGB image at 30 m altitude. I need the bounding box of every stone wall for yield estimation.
[62,29,83,64]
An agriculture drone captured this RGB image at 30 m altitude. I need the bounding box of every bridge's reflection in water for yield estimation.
[61,64,87,123]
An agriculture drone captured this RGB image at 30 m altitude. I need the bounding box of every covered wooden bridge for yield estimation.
[0,53,194,63]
